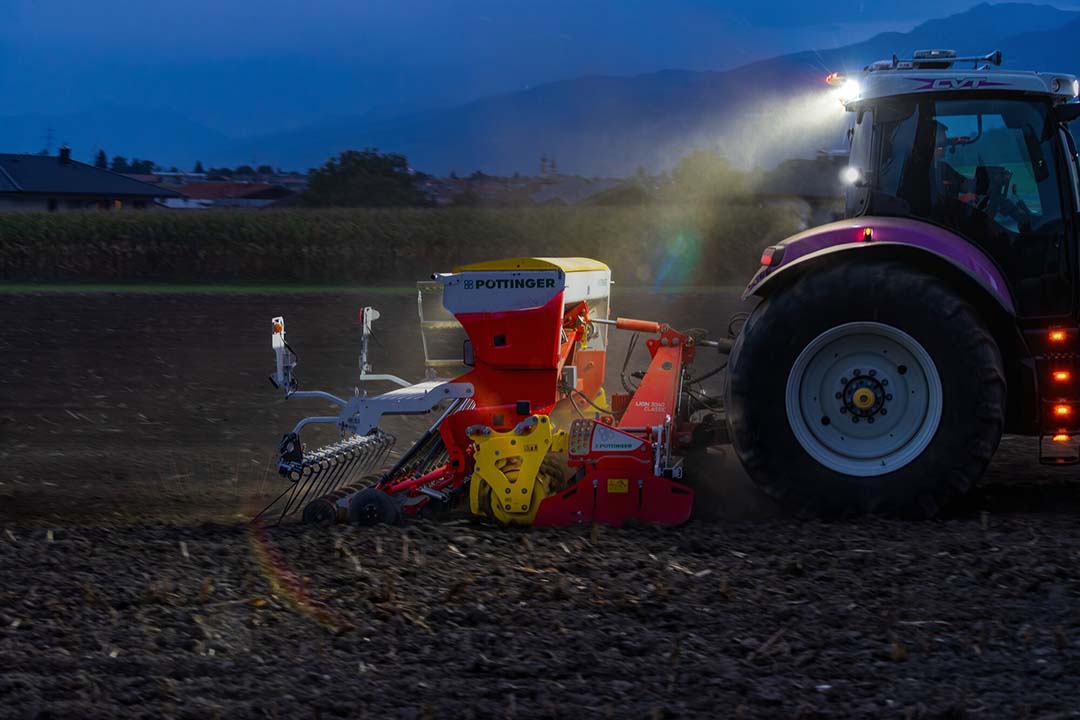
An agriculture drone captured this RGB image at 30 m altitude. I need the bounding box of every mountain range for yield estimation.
[2,3,1078,175]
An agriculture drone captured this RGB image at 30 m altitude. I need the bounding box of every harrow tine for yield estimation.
[316,446,356,501]
[258,460,318,527]
[292,456,334,518]
[377,445,394,477]
[305,461,339,516]
[277,462,324,524]
[254,481,299,526]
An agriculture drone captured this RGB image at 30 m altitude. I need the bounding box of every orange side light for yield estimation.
[1053,404,1073,418]
[1053,434,1071,443]
[1049,329,1067,343]
[1053,370,1071,382]
[760,245,785,267]
[273,322,283,333]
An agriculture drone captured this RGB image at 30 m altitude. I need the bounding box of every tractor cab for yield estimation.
[839,50,1080,317]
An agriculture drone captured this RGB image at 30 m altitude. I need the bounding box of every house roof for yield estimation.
[122,174,165,184]
[0,154,182,197]
[177,182,295,200]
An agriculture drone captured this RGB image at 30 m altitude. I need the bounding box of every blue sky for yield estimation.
[0,0,1050,135]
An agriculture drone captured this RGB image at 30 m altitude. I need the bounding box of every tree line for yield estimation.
[92,150,296,178]
[89,143,754,208]
[296,146,754,207]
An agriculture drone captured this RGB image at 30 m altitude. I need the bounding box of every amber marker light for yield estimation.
[1053,370,1071,382]
[1053,434,1071,443]
[1053,404,1073,418]
[1049,329,1067,343]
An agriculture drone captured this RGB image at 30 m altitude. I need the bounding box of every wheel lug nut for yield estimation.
[840,407,848,414]
[882,379,889,386]
[885,393,892,401]
[835,392,842,399]
[867,417,875,424]
[868,369,877,377]
[853,369,862,376]
[841,377,849,385]
[851,416,859,423]
[880,408,888,415]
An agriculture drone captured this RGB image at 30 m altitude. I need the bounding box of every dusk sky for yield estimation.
[2,0,1008,136]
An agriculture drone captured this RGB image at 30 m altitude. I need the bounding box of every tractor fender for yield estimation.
[743,218,1040,434]
[744,217,1015,315]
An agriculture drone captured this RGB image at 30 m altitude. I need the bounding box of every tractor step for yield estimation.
[1039,434,1080,465]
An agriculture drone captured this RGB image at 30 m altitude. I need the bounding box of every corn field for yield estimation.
[0,205,803,285]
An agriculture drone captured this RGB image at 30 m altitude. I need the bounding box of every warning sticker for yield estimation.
[607,478,629,494]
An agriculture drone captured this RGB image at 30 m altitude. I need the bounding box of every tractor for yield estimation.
[728,49,1080,516]
[261,49,1080,524]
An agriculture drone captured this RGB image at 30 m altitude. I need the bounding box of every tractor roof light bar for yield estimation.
[865,49,1003,72]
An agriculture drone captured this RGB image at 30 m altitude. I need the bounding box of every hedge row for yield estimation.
[0,205,804,285]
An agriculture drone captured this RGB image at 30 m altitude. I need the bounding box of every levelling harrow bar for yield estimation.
[257,430,395,526]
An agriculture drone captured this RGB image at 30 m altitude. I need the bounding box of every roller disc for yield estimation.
[348,487,403,526]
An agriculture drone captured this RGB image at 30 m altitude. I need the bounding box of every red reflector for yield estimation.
[760,246,785,267]
[1053,370,1071,382]
[1054,404,1072,418]
[1050,329,1067,343]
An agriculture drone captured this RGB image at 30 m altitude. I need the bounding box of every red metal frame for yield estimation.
[532,324,697,526]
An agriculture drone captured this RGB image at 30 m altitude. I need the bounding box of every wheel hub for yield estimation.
[785,322,942,477]
[844,375,886,417]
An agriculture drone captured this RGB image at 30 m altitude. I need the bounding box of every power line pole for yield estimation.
[41,127,56,155]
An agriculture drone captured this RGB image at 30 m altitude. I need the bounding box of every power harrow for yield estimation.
[258,257,731,527]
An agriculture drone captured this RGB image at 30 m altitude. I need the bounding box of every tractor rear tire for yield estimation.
[726,260,1006,517]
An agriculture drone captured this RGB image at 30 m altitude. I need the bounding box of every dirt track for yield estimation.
[3,290,1080,718]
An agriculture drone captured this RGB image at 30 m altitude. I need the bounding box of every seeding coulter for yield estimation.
[264,48,1080,523]
[261,258,729,526]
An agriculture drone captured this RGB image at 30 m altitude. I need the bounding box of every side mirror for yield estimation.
[1053,103,1080,123]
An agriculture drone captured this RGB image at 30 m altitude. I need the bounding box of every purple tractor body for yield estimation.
[725,49,1080,516]
[745,216,1015,313]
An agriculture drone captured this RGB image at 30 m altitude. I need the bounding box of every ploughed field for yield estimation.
[2,289,1080,719]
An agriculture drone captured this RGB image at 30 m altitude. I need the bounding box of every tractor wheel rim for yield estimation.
[785,321,942,477]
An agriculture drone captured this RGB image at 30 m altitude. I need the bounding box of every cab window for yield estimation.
[873,97,1070,317]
